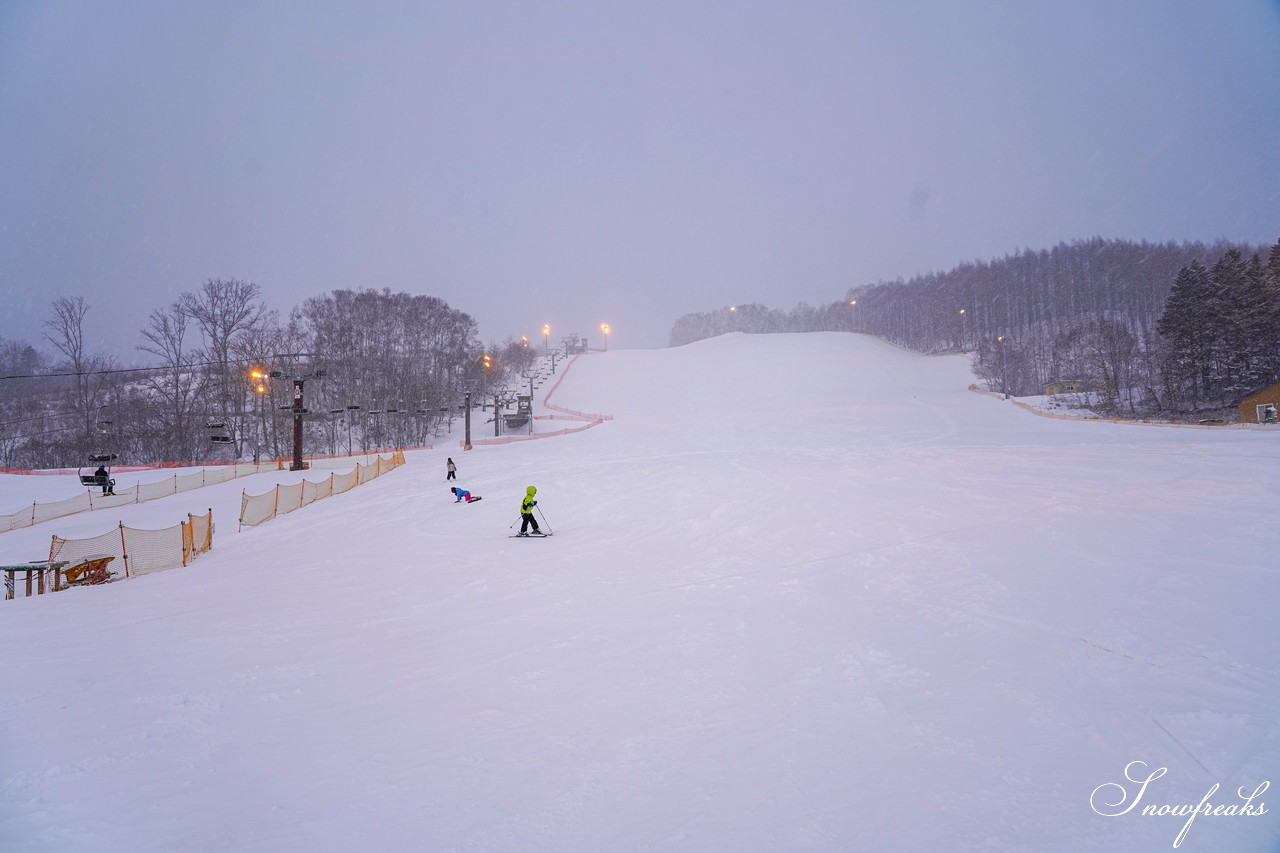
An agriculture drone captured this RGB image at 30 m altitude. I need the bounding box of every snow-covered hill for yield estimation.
[2,332,1276,852]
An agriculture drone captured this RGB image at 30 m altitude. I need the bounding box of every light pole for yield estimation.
[463,392,473,450]
[600,323,610,351]
[997,336,1009,399]
[543,324,550,355]
[249,369,270,461]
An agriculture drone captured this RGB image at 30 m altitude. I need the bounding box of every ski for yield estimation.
[508,532,552,538]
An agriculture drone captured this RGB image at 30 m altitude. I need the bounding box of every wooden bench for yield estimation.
[60,555,117,588]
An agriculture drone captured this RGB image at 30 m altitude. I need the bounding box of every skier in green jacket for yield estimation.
[517,486,541,536]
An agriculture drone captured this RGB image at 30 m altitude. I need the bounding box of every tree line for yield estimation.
[668,237,1280,417]
[0,282,538,469]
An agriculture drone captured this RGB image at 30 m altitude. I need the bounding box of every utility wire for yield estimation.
[0,356,260,382]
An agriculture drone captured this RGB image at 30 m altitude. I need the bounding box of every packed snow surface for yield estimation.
[2,333,1277,852]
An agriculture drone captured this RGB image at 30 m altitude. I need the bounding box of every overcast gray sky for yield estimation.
[2,1,1278,359]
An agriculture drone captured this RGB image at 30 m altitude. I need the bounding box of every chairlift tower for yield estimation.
[269,353,326,471]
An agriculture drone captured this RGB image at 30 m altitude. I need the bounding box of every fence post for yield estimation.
[118,522,131,578]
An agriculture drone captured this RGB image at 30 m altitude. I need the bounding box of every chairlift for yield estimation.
[207,421,234,445]
[79,453,119,492]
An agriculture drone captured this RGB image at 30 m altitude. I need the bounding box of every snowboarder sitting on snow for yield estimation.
[517,486,541,536]
[451,487,479,503]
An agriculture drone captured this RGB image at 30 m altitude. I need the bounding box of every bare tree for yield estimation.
[179,278,267,431]
[137,303,207,461]
[44,296,89,370]
[43,296,117,445]
[231,308,293,460]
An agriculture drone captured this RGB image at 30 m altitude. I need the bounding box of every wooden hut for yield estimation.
[1238,381,1280,424]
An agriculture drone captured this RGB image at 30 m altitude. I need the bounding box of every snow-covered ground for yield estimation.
[1005,392,1103,419]
[2,332,1276,853]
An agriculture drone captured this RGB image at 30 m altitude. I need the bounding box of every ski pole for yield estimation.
[536,505,553,534]
[509,515,522,529]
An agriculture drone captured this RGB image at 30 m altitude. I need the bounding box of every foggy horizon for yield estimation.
[2,1,1279,362]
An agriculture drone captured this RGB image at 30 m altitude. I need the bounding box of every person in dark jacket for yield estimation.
[94,465,115,496]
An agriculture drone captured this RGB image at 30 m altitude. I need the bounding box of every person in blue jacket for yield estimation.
[451,487,479,503]
[517,485,541,535]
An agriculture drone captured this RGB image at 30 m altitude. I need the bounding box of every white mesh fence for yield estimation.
[3,461,297,534]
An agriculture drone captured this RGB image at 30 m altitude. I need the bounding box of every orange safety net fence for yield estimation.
[238,451,404,529]
[45,510,215,582]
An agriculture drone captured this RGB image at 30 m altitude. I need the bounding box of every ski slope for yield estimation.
[2,332,1277,853]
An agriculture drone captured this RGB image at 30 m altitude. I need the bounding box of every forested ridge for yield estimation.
[669,237,1280,418]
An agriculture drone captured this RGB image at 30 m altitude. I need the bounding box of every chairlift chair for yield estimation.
[207,421,235,445]
[79,453,118,492]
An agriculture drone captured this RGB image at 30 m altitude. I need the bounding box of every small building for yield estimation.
[1046,380,1088,396]
[1238,381,1280,424]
